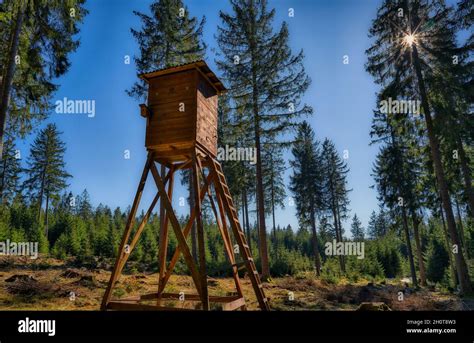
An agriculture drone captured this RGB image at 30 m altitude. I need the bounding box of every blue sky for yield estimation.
[15,0,392,233]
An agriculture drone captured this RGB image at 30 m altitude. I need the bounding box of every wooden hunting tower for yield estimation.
[140,60,225,162]
[101,61,269,311]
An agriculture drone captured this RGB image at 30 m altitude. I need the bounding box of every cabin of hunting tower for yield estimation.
[139,60,226,163]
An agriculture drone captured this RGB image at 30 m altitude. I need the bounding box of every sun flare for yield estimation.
[404,34,416,46]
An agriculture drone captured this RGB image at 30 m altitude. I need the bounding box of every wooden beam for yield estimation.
[150,160,203,297]
[139,292,241,303]
[199,163,245,302]
[158,173,213,294]
[115,168,173,275]
[222,297,246,311]
[157,165,175,304]
[193,153,209,310]
[116,191,160,273]
[107,302,194,311]
[101,153,152,310]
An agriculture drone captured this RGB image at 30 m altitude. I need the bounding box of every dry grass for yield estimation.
[0,256,466,311]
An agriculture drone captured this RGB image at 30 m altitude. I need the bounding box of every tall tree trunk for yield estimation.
[248,4,269,280]
[241,191,246,238]
[335,205,346,273]
[244,189,252,251]
[401,206,418,287]
[410,210,426,286]
[310,201,321,276]
[0,155,7,202]
[45,193,50,240]
[0,5,24,159]
[331,205,345,273]
[457,138,474,220]
[412,45,472,294]
[271,177,276,245]
[455,197,469,259]
[254,131,270,279]
[440,204,458,288]
[37,170,46,226]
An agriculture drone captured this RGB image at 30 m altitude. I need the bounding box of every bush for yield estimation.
[269,247,313,276]
[321,258,342,284]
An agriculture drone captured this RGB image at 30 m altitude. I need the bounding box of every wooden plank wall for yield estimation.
[196,73,218,156]
[145,69,219,159]
[146,70,197,151]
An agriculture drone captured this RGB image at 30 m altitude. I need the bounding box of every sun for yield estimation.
[404,34,416,47]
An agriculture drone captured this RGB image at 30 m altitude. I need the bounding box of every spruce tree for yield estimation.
[216,0,312,279]
[289,122,323,276]
[24,123,70,239]
[262,144,286,245]
[321,138,350,272]
[366,0,471,293]
[373,144,419,286]
[77,189,93,220]
[350,214,365,241]
[127,0,206,262]
[0,0,87,157]
[127,0,206,100]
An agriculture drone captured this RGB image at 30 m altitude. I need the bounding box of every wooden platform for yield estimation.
[106,293,246,311]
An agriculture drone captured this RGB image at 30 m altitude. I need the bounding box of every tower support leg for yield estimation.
[101,153,153,310]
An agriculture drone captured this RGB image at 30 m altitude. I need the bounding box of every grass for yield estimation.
[0,256,468,311]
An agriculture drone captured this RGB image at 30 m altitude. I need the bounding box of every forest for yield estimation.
[0,0,473,311]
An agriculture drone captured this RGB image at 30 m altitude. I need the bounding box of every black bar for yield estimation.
[0,311,471,339]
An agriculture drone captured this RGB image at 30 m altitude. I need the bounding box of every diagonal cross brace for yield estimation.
[150,161,203,296]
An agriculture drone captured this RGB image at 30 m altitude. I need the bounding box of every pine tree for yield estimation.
[289,122,323,276]
[216,0,312,279]
[127,0,206,262]
[218,94,256,250]
[0,136,21,203]
[0,0,87,157]
[127,0,206,100]
[24,123,71,239]
[77,189,93,220]
[368,208,391,239]
[366,0,472,293]
[350,214,365,241]
[373,144,419,287]
[321,138,350,272]
[370,84,428,286]
[262,144,286,245]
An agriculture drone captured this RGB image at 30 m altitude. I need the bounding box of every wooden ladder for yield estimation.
[208,157,270,311]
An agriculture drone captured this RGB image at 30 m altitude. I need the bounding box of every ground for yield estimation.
[0,256,471,311]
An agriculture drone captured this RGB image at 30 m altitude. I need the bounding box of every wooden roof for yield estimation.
[139,60,227,93]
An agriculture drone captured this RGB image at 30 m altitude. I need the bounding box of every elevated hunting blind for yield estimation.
[101,61,269,311]
[140,60,225,161]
